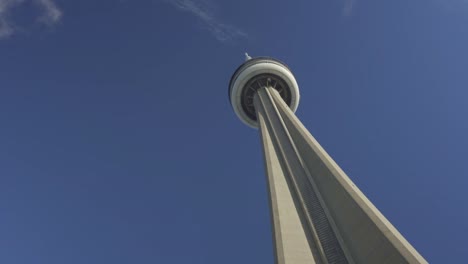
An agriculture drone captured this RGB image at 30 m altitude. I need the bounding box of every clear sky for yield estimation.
[1,0,467,263]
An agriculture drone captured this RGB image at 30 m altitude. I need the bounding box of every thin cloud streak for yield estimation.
[0,0,23,38]
[36,0,62,25]
[165,0,247,42]
[343,0,356,16]
[0,17,13,38]
[0,0,62,39]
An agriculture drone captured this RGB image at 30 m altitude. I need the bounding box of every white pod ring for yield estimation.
[229,57,300,128]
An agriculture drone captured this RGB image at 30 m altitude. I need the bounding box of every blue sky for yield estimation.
[1,0,467,263]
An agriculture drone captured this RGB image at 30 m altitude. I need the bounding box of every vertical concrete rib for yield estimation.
[254,87,428,264]
[258,109,318,264]
[256,87,348,264]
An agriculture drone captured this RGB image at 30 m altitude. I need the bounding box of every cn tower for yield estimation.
[229,55,427,264]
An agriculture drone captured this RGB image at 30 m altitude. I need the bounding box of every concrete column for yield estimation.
[254,87,427,264]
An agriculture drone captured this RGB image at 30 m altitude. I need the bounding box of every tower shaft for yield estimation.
[254,87,427,264]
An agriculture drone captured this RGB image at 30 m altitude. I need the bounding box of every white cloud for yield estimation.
[0,0,62,39]
[165,0,247,42]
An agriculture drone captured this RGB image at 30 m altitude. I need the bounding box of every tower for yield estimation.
[229,56,427,264]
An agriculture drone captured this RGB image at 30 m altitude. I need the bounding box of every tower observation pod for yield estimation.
[228,56,427,264]
[229,56,300,128]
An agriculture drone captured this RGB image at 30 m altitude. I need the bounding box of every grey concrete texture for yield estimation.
[253,87,428,264]
[256,88,319,264]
